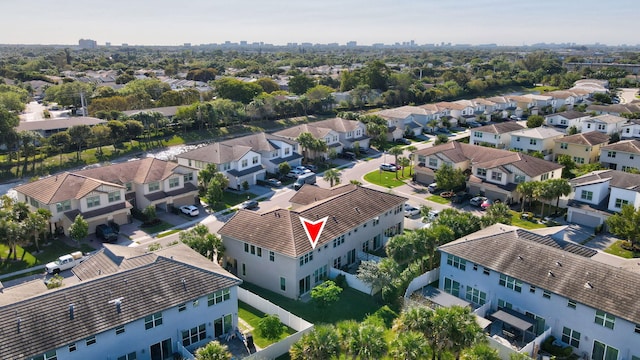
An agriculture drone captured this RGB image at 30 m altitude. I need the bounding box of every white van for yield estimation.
[294,172,316,190]
[427,183,438,192]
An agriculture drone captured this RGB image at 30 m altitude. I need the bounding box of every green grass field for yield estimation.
[238,302,297,348]
[604,240,639,259]
[426,195,449,204]
[0,242,95,275]
[363,168,413,188]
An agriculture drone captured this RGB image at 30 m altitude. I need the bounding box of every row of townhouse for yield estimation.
[14,158,199,235]
[176,118,369,188]
[437,224,640,360]
[413,141,564,204]
[217,184,406,299]
[0,243,242,360]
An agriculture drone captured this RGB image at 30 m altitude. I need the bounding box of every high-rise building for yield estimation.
[78,38,97,49]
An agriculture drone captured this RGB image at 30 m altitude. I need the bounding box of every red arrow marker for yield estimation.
[299,216,328,250]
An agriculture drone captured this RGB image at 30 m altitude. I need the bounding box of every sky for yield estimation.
[1,0,638,47]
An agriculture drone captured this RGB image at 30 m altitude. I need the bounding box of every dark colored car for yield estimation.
[395,138,411,145]
[96,224,119,243]
[240,200,259,210]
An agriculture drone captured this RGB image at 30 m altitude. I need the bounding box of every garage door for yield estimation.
[87,218,106,234]
[415,173,434,185]
[172,195,195,208]
[569,211,600,228]
[485,190,508,202]
[112,212,130,226]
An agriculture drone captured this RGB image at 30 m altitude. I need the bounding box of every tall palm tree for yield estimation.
[406,145,417,175]
[534,181,554,217]
[23,209,50,252]
[323,168,341,187]
[516,181,538,212]
[355,323,387,359]
[388,146,404,179]
[390,331,431,360]
[547,178,572,215]
[296,132,316,162]
[336,320,360,356]
[290,324,340,360]
[399,156,411,177]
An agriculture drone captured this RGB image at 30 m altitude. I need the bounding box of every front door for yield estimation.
[299,275,311,296]
[150,338,172,360]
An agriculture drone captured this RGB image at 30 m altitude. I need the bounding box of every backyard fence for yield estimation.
[329,267,377,295]
[404,268,440,298]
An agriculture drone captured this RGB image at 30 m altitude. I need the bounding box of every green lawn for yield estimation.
[509,211,547,230]
[426,195,449,204]
[604,240,639,259]
[140,220,175,234]
[203,191,257,211]
[156,229,182,238]
[363,168,413,188]
[238,301,297,348]
[0,241,95,275]
[241,282,384,325]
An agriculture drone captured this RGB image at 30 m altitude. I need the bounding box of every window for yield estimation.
[183,172,194,182]
[560,143,568,149]
[117,353,137,360]
[193,299,199,307]
[581,190,593,201]
[595,310,615,329]
[68,343,77,352]
[148,181,160,192]
[597,124,606,131]
[476,168,487,177]
[314,265,327,283]
[125,182,132,191]
[182,324,207,346]
[222,162,231,171]
[178,303,187,312]
[635,324,640,334]
[614,198,629,208]
[473,263,478,271]
[542,290,551,299]
[280,277,286,291]
[299,252,313,266]
[86,336,96,346]
[241,159,248,167]
[499,274,522,292]
[498,299,513,309]
[31,351,57,360]
[541,173,550,180]
[516,136,521,142]
[562,327,580,348]
[483,267,490,275]
[443,277,460,297]
[592,340,618,360]
[242,263,246,276]
[573,157,585,164]
[108,191,121,203]
[115,325,125,335]
[514,174,526,184]
[257,247,262,257]
[429,157,438,167]
[529,285,536,293]
[145,312,163,330]
[465,286,487,305]
[169,177,179,188]
[252,156,259,165]
[530,139,537,145]
[208,289,231,306]
[491,172,502,181]
[284,147,290,155]
[56,200,71,212]
[607,151,616,158]
[446,254,466,270]
[567,299,577,309]
[86,195,100,208]
[250,245,255,255]
[269,251,275,262]
[244,243,249,253]
[473,131,483,138]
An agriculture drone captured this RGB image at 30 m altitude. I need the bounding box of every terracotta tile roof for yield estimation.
[376,106,429,119]
[601,139,640,154]
[0,243,240,359]
[218,185,406,257]
[440,228,640,325]
[14,173,124,205]
[555,131,609,146]
[434,101,466,110]
[475,122,525,134]
[570,169,640,191]
[307,117,363,132]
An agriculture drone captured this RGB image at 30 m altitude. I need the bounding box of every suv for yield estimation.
[96,224,119,243]
[180,205,199,217]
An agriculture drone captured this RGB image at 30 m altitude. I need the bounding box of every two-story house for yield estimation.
[15,158,198,234]
[621,119,640,140]
[566,169,640,227]
[438,225,640,360]
[581,114,628,136]
[553,131,610,164]
[413,141,563,203]
[0,243,242,360]
[586,103,640,117]
[599,139,640,172]
[217,184,406,299]
[273,118,370,157]
[373,106,426,139]
[470,122,525,148]
[177,133,301,188]
[508,127,565,160]
[544,111,591,133]
[545,90,583,110]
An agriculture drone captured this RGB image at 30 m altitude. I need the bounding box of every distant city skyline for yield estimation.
[1,0,638,47]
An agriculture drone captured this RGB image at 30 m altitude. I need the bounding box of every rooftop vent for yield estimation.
[354,207,360,213]
[517,255,523,261]
[548,271,555,277]
[584,282,593,289]
[182,278,187,290]
[109,297,124,314]
[556,261,562,267]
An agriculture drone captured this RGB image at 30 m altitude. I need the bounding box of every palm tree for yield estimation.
[290,324,340,360]
[296,132,316,162]
[481,202,513,227]
[406,145,417,175]
[460,344,501,360]
[516,181,538,212]
[323,168,341,187]
[355,323,387,359]
[399,156,411,177]
[390,331,431,360]
[336,320,360,356]
[534,181,554,218]
[23,209,50,252]
[195,340,231,360]
[547,178,572,215]
[427,119,439,134]
[350,179,362,186]
[388,146,404,179]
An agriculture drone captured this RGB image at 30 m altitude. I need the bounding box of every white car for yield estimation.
[380,163,397,172]
[404,204,420,217]
[287,169,305,178]
[180,205,199,217]
[295,166,312,173]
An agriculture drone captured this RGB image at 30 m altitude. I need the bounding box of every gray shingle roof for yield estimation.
[570,169,640,191]
[475,122,525,134]
[439,228,640,325]
[0,243,240,359]
[555,131,609,146]
[601,139,640,154]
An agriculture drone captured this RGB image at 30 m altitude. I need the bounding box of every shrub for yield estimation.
[333,273,348,289]
[541,336,573,359]
[46,274,64,289]
[257,314,285,340]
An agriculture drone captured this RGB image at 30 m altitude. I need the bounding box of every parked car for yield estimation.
[96,224,119,243]
[240,200,259,210]
[395,138,411,145]
[470,196,488,207]
[467,121,482,128]
[305,164,318,172]
[427,182,438,193]
[358,147,370,154]
[380,163,397,172]
[293,172,317,190]
[404,204,420,217]
[481,199,493,210]
[180,205,200,217]
[426,209,441,221]
[295,166,312,174]
[266,178,282,187]
[390,163,402,171]
[340,151,356,160]
[438,127,451,134]
[286,169,305,178]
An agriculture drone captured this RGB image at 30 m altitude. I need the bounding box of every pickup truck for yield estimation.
[45,251,87,274]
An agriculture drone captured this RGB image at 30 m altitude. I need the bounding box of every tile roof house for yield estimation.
[553,131,610,164]
[599,139,640,173]
[438,225,639,359]
[566,169,640,227]
[544,111,591,133]
[621,118,640,140]
[586,103,640,117]
[176,132,301,189]
[508,126,565,160]
[273,118,369,158]
[581,114,629,136]
[15,117,106,138]
[469,122,525,148]
[372,106,426,139]
[414,141,563,203]
[0,243,241,360]
[218,184,406,299]
[14,158,198,234]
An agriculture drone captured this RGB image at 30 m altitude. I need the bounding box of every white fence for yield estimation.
[520,327,551,358]
[238,288,314,360]
[329,267,377,295]
[404,268,440,298]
